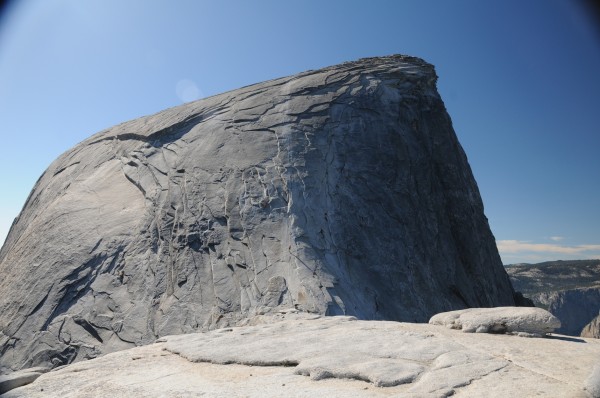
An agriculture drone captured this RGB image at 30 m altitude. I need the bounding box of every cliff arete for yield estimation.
[0,55,516,372]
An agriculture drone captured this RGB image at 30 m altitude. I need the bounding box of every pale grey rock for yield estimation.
[164,314,485,391]
[585,362,600,398]
[4,316,600,397]
[582,314,600,339]
[0,367,49,394]
[0,55,515,372]
[428,306,560,336]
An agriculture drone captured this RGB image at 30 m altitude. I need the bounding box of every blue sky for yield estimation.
[0,0,599,264]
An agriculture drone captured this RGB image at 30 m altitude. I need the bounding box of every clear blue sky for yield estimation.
[1,0,599,264]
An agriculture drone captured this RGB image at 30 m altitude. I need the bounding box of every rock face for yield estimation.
[4,315,600,397]
[0,55,515,372]
[546,287,600,336]
[582,315,600,339]
[428,307,560,336]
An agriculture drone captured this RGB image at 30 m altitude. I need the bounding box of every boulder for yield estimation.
[428,306,560,336]
[0,54,516,371]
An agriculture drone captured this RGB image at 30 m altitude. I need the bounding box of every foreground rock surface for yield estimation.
[0,54,515,372]
[428,307,561,336]
[0,367,48,395]
[4,315,600,397]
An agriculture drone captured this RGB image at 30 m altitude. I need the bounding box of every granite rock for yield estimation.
[582,314,600,339]
[3,315,600,397]
[585,362,600,398]
[0,367,49,394]
[428,306,560,336]
[0,55,515,372]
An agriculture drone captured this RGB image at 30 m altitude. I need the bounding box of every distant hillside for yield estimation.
[505,259,600,336]
[506,259,600,297]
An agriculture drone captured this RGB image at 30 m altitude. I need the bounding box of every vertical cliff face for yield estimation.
[0,55,515,372]
[547,287,600,336]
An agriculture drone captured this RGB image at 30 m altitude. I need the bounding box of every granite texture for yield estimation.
[582,314,600,339]
[0,367,49,395]
[428,307,560,336]
[4,315,600,397]
[0,55,515,372]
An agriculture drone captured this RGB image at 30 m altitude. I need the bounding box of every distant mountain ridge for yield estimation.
[505,259,600,298]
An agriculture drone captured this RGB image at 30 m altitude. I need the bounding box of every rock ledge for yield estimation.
[3,315,599,397]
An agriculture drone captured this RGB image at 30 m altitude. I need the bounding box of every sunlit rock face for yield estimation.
[4,315,600,397]
[0,55,515,372]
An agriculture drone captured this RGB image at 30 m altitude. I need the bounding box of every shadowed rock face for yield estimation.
[0,55,515,372]
[547,287,600,336]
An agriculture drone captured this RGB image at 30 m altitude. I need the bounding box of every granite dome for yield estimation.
[0,55,515,372]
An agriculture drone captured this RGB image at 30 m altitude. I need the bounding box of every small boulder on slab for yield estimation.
[429,307,560,337]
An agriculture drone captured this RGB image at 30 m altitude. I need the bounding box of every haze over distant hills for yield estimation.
[506,259,600,297]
